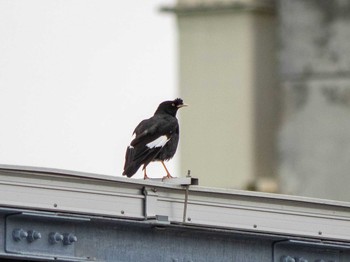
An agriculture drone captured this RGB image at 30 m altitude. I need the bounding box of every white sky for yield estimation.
[0,0,178,179]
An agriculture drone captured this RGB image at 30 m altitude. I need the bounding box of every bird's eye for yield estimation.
[172,103,175,106]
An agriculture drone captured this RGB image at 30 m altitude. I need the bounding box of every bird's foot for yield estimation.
[144,173,150,180]
[161,173,173,181]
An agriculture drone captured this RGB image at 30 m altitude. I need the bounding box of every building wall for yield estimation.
[169,0,350,201]
[173,0,278,189]
[278,0,350,201]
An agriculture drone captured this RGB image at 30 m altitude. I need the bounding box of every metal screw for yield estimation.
[253,224,257,228]
[12,229,28,241]
[63,233,78,245]
[318,231,322,235]
[187,217,191,222]
[27,230,42,242]
[121,210,125,215]
[281,255,296,262]
[53,203,58,208]
[49,232,64,244]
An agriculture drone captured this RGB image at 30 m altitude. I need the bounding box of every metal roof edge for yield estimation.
[1,164,350,209]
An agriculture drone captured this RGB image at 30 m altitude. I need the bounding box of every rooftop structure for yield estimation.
[1,165,350,261]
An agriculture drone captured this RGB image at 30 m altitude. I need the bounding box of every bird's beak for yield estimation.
[177,104,188,108]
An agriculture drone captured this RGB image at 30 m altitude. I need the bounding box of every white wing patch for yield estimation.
[146,135,169,149]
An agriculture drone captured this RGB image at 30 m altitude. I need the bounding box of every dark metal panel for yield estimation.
[1,210,274,262]
[274,240,350,262]
[3,209,350,262]
[75,221,273,262]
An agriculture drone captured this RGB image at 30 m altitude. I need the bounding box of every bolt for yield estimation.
[53,203,58,208]
[27,230,42,242]
[318,231,322,235]
[49,232,64,244]
[12,229,28,241]
[121,210,125,215]
[281,255,296,262]
[253,224,257,228]
[187,217,191,222]
[63,233,78,245]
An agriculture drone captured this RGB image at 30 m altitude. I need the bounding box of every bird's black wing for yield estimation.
[123,114,178,177]
[131,115,178,160]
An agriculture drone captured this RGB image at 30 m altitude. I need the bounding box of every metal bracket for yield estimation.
[143,183,193,225]
[144,176,199,186]
[182,185,189,223]
[143,187,159,219]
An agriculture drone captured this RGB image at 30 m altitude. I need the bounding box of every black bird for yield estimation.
[122,98,187,179]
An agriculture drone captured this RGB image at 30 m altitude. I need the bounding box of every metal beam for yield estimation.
[1,165,350,242]
[1,165,350,261]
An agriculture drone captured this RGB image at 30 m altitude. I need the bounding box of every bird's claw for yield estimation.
[161,174,173,181]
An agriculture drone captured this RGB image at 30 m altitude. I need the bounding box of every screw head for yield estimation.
[27,230,42,242]
[63,233,78,245]
[12,229,28,241]
[281,255,296,262]
[49,232,64,244]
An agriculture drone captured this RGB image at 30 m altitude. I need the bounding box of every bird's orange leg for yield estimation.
[161,161,173,180]
[143,167,150,180]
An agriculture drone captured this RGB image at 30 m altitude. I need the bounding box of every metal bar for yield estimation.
[183,185,189,223]
[1,165,350,242]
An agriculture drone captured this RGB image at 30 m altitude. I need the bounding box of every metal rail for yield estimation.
[1,165,350,261]
[1,164,350,241]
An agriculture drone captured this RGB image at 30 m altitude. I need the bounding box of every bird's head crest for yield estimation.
[172,98,185,108]
[155,98,187,116]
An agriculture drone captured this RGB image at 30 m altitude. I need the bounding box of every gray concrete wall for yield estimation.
[178,11,256,188]
[175,0,278,189]
[278,0,350,201]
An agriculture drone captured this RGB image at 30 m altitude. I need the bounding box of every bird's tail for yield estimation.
[122,146,142,178]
